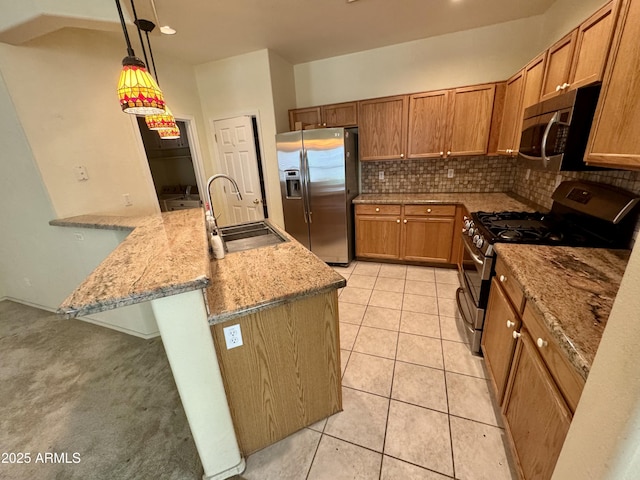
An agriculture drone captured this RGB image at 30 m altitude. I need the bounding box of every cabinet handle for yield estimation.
[323,122,327,126]
[499,274,507,283]
[427,208,432,213]
[512,331,521,339]
[440,151,444,156]
[506,320,515,328]
[403,219,407,224]
[562,82,570,90]
[375,207,380,212]
[556,85,562,92]
[396,219,400,223]
[400,153,405,159]
[536,338,548,348]
[447,150,451,156]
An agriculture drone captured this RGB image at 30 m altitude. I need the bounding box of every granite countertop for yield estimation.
[205,225,346,324]
[353,192,538,213]
[53,209,345,321]
[55,209,210,317]
[494,244,630,380]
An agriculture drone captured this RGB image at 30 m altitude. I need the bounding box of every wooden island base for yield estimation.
[210,290,342,456]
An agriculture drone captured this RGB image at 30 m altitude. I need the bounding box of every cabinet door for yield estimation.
[522,53,547,112]
[540,30,578,101]
[355,215,402,259]
[503,332,572,480]
[321,102,358,127]
[448,84,496,156]
[401,217,455,263]
[568,1,616,91]
[496,71,525,155]
[482,278,520,404]
[358,96,408,161]
[407,90,449,158]
[585,0,640,170]
[289,107,322,131]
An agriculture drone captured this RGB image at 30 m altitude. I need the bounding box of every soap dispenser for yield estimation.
[210,231,225,259]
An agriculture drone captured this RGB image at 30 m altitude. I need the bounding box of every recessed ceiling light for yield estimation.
[160,25,176,35]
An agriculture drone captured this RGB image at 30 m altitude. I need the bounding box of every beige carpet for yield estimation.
[0,300,202,480]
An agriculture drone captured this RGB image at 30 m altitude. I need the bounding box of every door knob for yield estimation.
[253,199,260,205]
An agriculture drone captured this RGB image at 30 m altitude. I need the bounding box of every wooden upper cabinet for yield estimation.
[321,101,358,127]
[568,1,616,91]
[496,71,525,155]
[407,90,450,158]
[522,53,547,112]
[448,84,496,156]
[288,107,321,130]
[358,95,408,161]
[586,0,640,170]
[408,83,496,158]
[540,30,578,101]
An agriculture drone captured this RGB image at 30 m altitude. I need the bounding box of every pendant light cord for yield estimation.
[115,0,135,57]
[144,31,159,85]
[129,0,150,69]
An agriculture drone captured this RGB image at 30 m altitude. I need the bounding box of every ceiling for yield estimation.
[119,0,557,65]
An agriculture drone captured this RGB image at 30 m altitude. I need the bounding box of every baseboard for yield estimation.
[1,297,160,339]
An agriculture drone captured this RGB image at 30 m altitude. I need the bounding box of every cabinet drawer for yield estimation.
[522,303,585,413]
[403,204,455,217]
[494,257,525,313]
[355,204,401,215]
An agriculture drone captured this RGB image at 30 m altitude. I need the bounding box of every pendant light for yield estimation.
[134,19,178,134]
[158,126,181,139]
[115,0,165,114]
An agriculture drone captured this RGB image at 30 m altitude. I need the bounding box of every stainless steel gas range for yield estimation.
[456,180,639,354]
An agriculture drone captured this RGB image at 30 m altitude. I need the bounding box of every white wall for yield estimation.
[0,70,157,337]
[0,28,209,218]
[268,50,297,134]
[293,16,544,107]
[194,49,284,228]
[552,240,640,479]
[293,0,611,108]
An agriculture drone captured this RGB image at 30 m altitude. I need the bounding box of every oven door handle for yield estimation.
[462,236,485,268]
[456,287,476,329]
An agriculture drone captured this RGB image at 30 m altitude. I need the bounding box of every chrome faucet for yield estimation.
[185,185,192,198]
[206,174,243,233]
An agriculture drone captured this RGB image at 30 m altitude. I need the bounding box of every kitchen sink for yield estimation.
[218,221,287,253]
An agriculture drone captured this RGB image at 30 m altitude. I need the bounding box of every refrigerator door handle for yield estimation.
[303,150,312,223]
[299,151,308,224]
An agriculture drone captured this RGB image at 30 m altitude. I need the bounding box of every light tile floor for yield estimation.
[237,261,517,480]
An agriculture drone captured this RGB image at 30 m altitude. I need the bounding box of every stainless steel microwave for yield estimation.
[518,85,600,171]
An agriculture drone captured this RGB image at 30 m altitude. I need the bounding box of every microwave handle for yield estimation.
[541,112,571,168]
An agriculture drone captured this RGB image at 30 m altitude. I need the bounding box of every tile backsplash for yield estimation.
[360,156,516,194]
[359,155,640,246]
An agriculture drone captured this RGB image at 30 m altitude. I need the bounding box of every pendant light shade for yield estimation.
[145,105,176,130]
[117,56,165,114]
[158,125,181,140]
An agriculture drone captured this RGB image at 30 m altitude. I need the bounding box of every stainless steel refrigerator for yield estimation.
[276,128,358,265]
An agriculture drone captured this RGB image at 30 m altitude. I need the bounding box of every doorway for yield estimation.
[136,117,202,211]
[211,116,268,227]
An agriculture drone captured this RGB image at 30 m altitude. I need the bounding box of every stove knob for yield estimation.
[468,227,475,237]
[463,219,471,230]
[475,236,484,249]
[472,234,479,244]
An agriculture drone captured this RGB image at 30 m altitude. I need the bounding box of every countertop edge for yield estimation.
[208,279,346,325]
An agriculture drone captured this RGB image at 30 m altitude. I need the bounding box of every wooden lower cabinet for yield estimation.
[482,277,521,403]
[402,216,455,262]
[503,331,572,480]
[355,203,458,264]
[210,291,342,456]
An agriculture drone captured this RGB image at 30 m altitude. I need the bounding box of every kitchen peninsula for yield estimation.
[52,208,345,479]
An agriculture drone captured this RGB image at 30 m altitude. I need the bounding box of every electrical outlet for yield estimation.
[223,324,243,349]
[447,168,454,178]
[378,171,385,180]
[74,232,84,241]
[525,168,531,180]
[123,193,133,207]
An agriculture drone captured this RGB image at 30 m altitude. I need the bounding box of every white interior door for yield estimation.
[213,116,265,225]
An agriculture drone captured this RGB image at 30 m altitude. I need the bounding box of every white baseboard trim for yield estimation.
[1,297,160,340]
